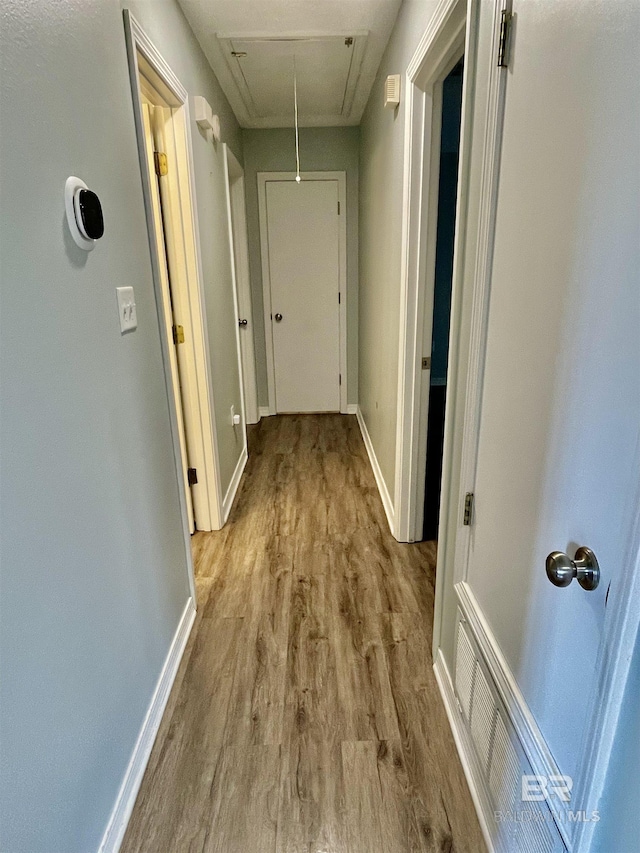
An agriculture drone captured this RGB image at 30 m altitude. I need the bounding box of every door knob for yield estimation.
[238,318,248,326]
[545,546,600,591]
[274,313,283,322]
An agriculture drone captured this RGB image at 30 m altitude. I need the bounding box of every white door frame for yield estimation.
[124,10,225,555]
[393,0,468,545]
[226,150,259,425]
[257,171,348,415]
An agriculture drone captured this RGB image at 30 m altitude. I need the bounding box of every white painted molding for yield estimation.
[346,403,358,415]
[222,446,248,524]
[258,406,272,419]
[393,0,468,544]
[98,598,196,853]
[453,0,510,588]
[356,406,395,535]
[434,649,496,853]
[455,581,572,846]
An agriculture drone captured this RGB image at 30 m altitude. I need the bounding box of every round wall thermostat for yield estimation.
[65,176,104,251]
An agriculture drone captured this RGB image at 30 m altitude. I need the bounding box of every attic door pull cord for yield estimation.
[294,56,301,183]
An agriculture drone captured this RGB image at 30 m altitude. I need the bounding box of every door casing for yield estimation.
[226,150,259,425]
[257,171,348,415]
[124,11,225,546]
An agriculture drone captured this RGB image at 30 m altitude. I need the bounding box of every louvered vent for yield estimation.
[455,620,475,719]
[517,799,556,853]
[470,663,495,772]
[490,712,520,814]
[384,74,401,109]
[454,614,566,853]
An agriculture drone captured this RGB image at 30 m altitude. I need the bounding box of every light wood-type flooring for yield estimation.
[121,414,486,853]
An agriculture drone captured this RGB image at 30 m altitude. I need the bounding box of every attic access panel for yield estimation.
[219,34,367,124]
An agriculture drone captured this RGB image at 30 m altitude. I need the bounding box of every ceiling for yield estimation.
[176,0,403,128]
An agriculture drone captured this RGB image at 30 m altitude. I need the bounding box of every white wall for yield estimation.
[242,127,360,408]
[358,0,440,491]
[0,0,240,850]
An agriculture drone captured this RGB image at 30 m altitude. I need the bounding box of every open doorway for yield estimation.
[124,12,224,535]
[393,0,468,547]
[422,59,464,540]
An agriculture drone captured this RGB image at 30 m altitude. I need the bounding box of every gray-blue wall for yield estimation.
[0,0,240,849]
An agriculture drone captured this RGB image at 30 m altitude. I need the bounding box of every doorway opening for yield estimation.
[421,58,464,541]
[124,12,224,538]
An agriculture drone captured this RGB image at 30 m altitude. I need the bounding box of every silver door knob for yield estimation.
[238,318,248,326]
[274,313,283,322]
[545,546,600,591]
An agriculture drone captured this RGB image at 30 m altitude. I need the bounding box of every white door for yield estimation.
[464,0,639,815]
[141,102,195,531]
[265,179,341,413]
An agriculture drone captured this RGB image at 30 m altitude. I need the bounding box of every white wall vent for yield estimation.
[384,74,401,109]
[454,616,566,853]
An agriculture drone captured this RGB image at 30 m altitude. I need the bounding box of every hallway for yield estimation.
[121,415,485,852]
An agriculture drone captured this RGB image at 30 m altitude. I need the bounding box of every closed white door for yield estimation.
[265,179,341,413]
[465,0,639,816]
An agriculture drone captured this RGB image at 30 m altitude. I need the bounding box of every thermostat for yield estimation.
[65,176,104,251]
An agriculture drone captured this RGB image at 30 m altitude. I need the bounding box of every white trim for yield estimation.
[226,153,259,425]
[434,649,496,853]
[356,406,395,535]
[346,403,358,415]
[222,445,248,523]
[394,0,468,544]
[453,0,510,586]
[222,144,249,470]
[98,598,196,853]
[257,171,348,415]
[123,10,224,535]
[455,581,571,846]
[258,406,271,419]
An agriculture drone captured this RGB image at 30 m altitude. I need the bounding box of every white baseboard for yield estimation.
[98,598,196,853]
[258,406,272,419]
[355,406,396,535]
[434,649,496,853]
[346,403,358,415]
[222,445,248,523]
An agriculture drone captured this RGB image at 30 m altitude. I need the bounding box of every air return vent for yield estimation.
[454,616,566,853]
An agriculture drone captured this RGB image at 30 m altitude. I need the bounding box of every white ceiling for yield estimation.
[176,0,403,128]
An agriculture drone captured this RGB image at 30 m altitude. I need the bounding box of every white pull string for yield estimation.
[293,55,301,182]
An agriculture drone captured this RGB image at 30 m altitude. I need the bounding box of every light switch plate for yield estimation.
[116,286,137,333]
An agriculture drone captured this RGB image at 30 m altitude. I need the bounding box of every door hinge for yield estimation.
[463,492,474,526]
[337,201,341,215]
[172,324,185,345]
[422,356,431,370]
[497,9,513,68]
[339,373,342,386]
[154,151,168,176]
[187,467,198,486]
[338,292,341,304]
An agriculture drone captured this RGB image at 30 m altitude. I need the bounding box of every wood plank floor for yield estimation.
[121,414,486,853]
